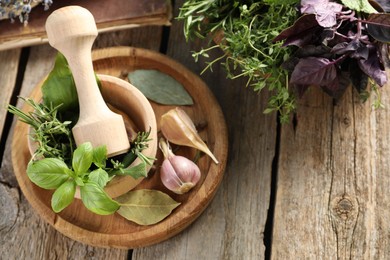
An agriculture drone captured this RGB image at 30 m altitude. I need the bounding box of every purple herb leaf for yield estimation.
[290,57,338,86]
[295,45,332,58]
[321,71,350,99]
[372,0,390,12]
[293,83,310,98]
[331,40,369,59]
[273,14,321,47]
[349,60,369,92]
[366,13,390,42]
[301,0,343,27]
[358,45,388,86]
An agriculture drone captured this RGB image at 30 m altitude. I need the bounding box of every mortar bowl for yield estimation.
[27,74,158,198]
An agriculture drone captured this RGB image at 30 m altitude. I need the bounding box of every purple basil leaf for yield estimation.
[295,45,331,58]
[281,57,300,72]
[370,0,390,12]
[321,71,350,99]
[332,40,360,54]
[290,57,338,86]
[358,45,388,86]
[293,83,310,98]
[301,0,343,27]
[378,42,390,68]
[273,14,321,47]
[349,60,369,92]
[366,13,390,43]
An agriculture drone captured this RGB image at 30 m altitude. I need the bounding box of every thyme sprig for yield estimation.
[178,0,299,122]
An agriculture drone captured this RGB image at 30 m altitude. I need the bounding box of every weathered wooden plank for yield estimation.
[273,82,390,258]
[0,49,20,140]
[133,0,276,259]
[1,26,162,258]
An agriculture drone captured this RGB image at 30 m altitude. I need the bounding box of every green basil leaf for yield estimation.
[80,182,119,215]
[27,158,70,189]
[92,145,107,168]
[127,69,193,105]
[74,176,85,186]
[88,168,109,188]
[112,161,148,179]
[72,142,93,175]
[116,189,180,225]
[51,179,76,213]
[42,52,78,112]
[340,0,377,13]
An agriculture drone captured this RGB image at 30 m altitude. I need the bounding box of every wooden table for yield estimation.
[2,1,390,259]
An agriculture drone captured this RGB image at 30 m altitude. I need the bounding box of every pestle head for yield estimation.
[45,6,98,53]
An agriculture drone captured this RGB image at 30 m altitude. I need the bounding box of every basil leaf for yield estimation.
[127,69,193,106]
[340,0,377,13]
[72,142,93,175]
[80,182,119,215]
[51,179,76,213]
[88,168,109,188]
[92,145,107,168]
[27,158,70,189]
[112,161,148,179]
[116,189,180,225]
[74,176,85,187]
[42,53,78,112]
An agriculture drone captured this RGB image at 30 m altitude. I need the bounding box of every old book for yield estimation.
[0,0,172,51]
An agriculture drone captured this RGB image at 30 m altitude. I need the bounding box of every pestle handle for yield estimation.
[45,6,130,157]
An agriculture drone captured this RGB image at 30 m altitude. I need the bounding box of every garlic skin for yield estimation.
[159,138,201,194]
[160,107,219,164]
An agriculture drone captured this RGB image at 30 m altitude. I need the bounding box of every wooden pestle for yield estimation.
[45,6,130,157]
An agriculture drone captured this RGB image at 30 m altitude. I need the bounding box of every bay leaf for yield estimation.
[116,189,180,225]
[127,69,194,105]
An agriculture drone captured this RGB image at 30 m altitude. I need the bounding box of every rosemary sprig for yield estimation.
[8,97,75,163]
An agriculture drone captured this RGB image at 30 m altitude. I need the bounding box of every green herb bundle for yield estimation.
[178,0,299,122]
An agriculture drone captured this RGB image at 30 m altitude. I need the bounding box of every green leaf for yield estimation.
[42,52,78,112]
[80,182,120,215]
[27,158,70,189]
[112,161,148,179]
[72,142,93,175]
[88,168,109,188]
[116,189,181,225]
[51,179,76,213]
[92,145,107,168]
[367,14,390,43]
[340,0,377,13]
[74,176,85,186]
[127,69,193,105]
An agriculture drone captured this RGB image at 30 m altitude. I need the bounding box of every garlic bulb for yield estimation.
[160,107,219,164]
[159,138,201,194]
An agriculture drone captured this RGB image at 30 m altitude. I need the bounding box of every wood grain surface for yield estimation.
[272,80,390,259]
[0,49,20,140]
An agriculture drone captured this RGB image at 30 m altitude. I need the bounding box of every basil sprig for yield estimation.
[27,142,119,214]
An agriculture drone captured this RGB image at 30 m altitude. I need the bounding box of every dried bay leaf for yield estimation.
[127,69,193,105]
[116,189,180,225]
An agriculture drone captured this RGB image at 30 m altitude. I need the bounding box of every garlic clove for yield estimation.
[160,107,219,164]
[159,138,201,194]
